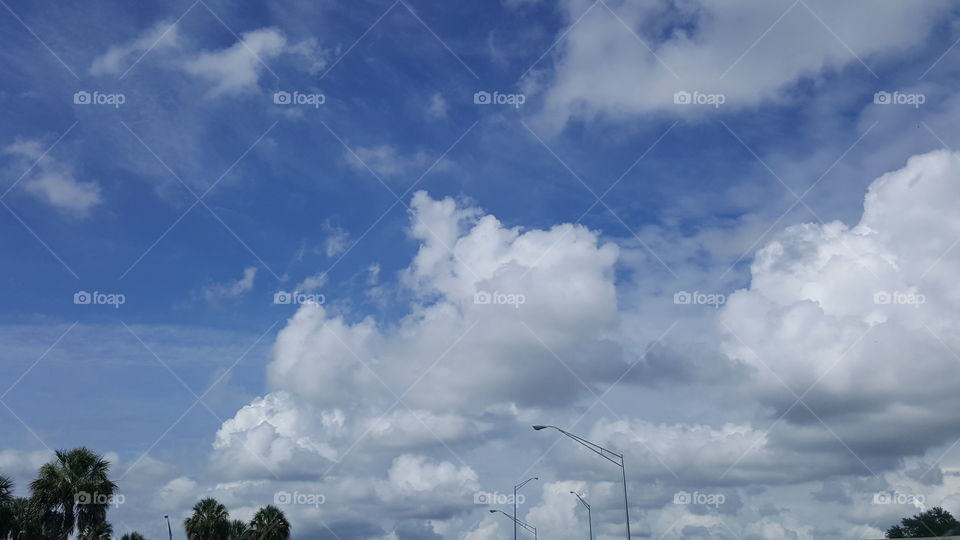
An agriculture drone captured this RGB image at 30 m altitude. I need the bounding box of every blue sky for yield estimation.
[4,0,960,538]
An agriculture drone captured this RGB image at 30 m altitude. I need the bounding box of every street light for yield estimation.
[164,514,173,540]
[490,509,537,540]
[533,425,631,539]
[571,491,593,540]
[514,476,538,540]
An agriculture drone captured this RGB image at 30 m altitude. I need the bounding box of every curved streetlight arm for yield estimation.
[490,510,537,535]
[515,476,538,490]
[571,491,591,510]
[532,425,623,467]
[535,424,630,540]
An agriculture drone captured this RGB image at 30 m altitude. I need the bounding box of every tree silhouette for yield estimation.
[184,498,231,540]
[887,507,960,537]
[29,447,117,539]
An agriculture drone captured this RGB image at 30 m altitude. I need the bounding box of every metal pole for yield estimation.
[534,425,631,540]
[514,483,518,540]
[588,502,593,540]
[621,458,631,540]
[165,514,173,540]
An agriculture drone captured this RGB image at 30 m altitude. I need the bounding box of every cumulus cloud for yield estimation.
[207,190,628,530]
[3,139,102,216]
[534,0,948,130]
[202,151,960,537]
[718,149,960,471]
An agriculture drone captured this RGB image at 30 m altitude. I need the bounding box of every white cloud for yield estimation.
[380,454,478,497]
[427,93,448,120]
[295,272,327,293]
[184,27,286,96]
[720,149,960,467]
[90,20,179,75]
[201,266,258,302]
[201,151,960,537]
[324,223,350,257]
[211,391,338,479]
[345,145,449,178]
[3,139,102,216]
[535,0,948,130]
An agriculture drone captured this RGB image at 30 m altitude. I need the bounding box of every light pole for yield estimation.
[164,514,173,540]
[514,476,538,540]
[571,491,593,540]
[490,509,537,540]
[533,425,631,540]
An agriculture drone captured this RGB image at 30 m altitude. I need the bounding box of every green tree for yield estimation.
[246,505,291,540]
[184,498,230,540]
[229,518,249,539]
[29,447,117,540]
[887,506,960,537]
[120,533,148,540]
[0,475,13,538]
[7,496,43,539]
[77,520,113,539]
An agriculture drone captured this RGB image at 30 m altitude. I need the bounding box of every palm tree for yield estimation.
[247,505,291,540]
[184,498,230,540]
[77,520,113,539]
[229,518,249,539]
[29,447,117,540]
[0,475,13,538]
[7,496,43,539]
[120,533,148,540]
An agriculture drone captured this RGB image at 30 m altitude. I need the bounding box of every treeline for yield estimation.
[0,447,291,539]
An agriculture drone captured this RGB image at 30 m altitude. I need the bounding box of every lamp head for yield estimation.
[532,425,547,430]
